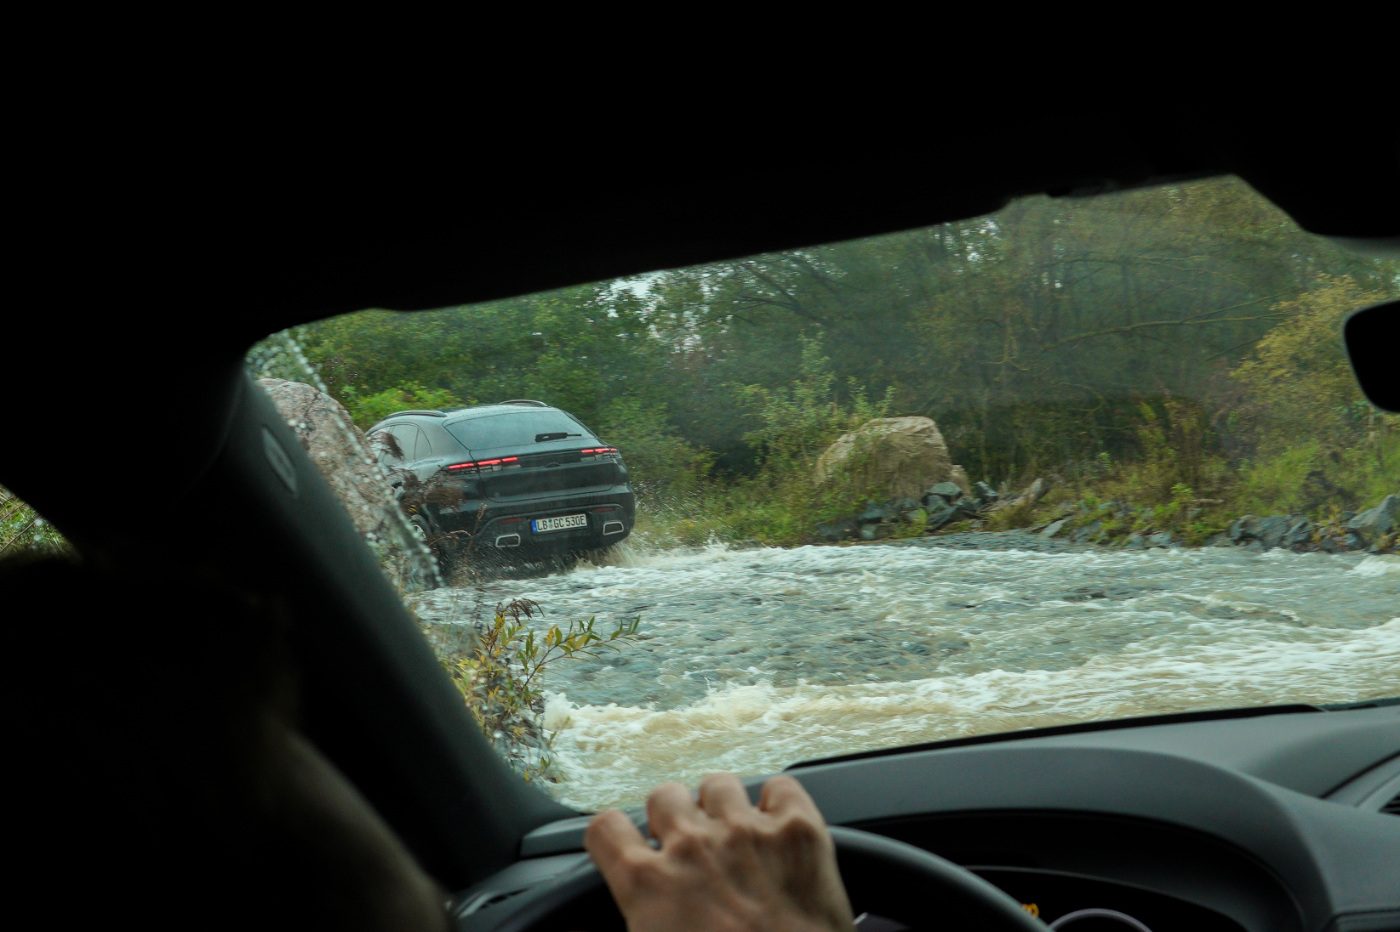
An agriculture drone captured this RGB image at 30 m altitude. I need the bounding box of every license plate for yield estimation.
[531,513,588,533]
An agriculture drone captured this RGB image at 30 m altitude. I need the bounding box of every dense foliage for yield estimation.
[294,177,1399,546]
[436,597,640,783]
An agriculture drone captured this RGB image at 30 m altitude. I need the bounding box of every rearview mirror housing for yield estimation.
[1344,302,1399,413]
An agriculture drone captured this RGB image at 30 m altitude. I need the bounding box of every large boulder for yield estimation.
[814,416,955,502]
[1229,514,1314,551]
[258,379,401,541]
[1346,494,1399,550]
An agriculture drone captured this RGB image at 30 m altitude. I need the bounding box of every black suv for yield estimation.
[368,401,634,566]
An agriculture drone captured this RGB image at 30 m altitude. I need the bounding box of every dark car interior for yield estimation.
[3,110,1397,930]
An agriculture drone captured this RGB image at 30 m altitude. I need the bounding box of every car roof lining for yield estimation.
[211,119,1396,341]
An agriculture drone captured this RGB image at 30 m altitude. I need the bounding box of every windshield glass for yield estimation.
[249,175,1400,812]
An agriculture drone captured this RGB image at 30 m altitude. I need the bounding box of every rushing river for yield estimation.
[413,534,1400,811]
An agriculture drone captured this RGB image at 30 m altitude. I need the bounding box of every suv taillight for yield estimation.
[446,456,522,474]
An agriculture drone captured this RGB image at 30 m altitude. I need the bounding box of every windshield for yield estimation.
[249,175,1400,812]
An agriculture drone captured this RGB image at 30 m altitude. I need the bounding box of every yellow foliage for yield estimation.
[1232,275,1390,451]
[444,598,640,784]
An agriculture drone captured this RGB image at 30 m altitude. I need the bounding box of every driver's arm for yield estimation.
[585,773,855,931]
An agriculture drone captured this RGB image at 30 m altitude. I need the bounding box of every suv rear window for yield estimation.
[445,410,589,451]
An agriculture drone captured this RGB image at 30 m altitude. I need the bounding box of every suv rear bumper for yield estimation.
[433,488,635,551]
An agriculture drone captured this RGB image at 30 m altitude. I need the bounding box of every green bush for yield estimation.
[1227,276,1399,519]
[439,598,640,784]
[1234,432,1400,518]
[630,337,897,548]
[342,381,463,429]
[597,397,712,497]
[739,337,892,476]
[732,338,893,543]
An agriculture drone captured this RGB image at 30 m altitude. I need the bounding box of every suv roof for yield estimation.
[445,403,566,421]
[376,409,449,420]
[372,400,559,427]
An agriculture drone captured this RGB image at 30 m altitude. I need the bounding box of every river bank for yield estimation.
[814,482,1399,556]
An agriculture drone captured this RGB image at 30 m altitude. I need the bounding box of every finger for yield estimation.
[645,781,703,840]
[757,774,821,819]
[584,809,654,884]
[697,772,753,821]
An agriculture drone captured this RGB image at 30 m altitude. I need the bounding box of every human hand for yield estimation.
[584,772,854,932]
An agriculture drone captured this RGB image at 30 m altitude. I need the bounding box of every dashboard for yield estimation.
[454,704,1400,931]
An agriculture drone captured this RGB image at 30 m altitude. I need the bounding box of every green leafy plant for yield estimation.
[597,396,713,497]
[739,336,892,476]
[342,381,462,429]
[443,598,640,784]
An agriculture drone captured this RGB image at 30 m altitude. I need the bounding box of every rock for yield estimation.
[973,481,999,505]
[926,481,964,503]
[989,476,1048,512]
[1256,516,1290,550]
[814,416,954,502]
[859,502,891,523]
[925,503,956,532]
[1321,531,1366,554]
[927,499,980,532]
[1346,494,1399,547]
[1124,533,1147,550]
[1147,532,1175,548]
[1041,518,1068,539]
[1072,521,1102,544]
[949,465,972,496]
[258,379,400,541]
[816,518,858,541]
[1281,517,1314,551]
[1230,514,1310,551]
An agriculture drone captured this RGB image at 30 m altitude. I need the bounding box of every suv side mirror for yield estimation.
[1344,302,1399,413]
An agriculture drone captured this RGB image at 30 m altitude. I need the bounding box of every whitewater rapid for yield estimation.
[414,536,1400,810]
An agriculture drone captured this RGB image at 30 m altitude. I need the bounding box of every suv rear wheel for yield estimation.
[409,514,455,578]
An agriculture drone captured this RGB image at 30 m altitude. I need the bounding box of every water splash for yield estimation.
[445,540,1400,811]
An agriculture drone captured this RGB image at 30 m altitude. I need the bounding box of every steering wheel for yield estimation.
[471,824,1044,931]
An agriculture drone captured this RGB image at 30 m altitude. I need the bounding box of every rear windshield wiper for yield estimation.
[535,431,583,442]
